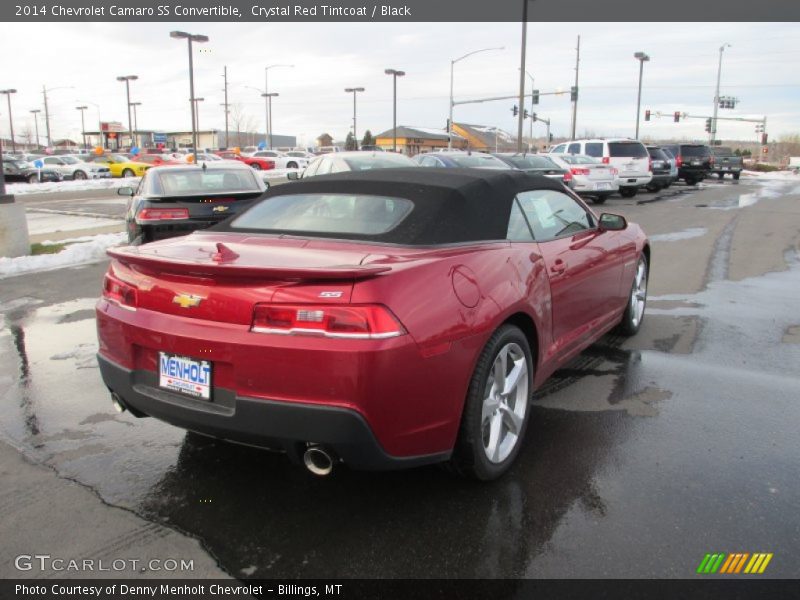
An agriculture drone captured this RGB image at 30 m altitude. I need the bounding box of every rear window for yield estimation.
[647,148,668,160]
[560,155,600,165]
[681,145,711,157]
[447,154,508,169]
[504,155,559,169]
[230,193,413,236]
[712,147,732,156]
[608,142,648,158]
[584,143,604,158]
[148,168,262,196]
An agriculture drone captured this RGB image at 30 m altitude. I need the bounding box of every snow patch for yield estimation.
[741,169,799,181]
[649,227,708,242]
[6,177,140,195]
[0,233,126,279]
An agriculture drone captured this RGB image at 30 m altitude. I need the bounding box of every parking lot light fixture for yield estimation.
[449,46,504,149]
[344,87,365,150]
[634,52,650,139]
[0,89,18,153]
[170,31,208,162]
[129,102,141,148]
[264,65,294,149]
[384,69,405,152]
[261,93,280,150]
[116,75,138,149]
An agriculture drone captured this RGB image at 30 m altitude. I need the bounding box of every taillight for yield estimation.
[137,208,190,221]
[602,157,610,164]
[251,304,405,339]
[103,273,137,309]
[648,157,653,172]
[570,167,590,176]
[562,171,573,182]
[676,155,683,168]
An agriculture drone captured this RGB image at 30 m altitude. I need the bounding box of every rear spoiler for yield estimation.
[107,246,391,280]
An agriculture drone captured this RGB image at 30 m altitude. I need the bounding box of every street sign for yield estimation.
[33,159,44,169]
[153,133,167,143]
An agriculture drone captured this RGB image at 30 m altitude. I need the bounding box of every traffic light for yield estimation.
[523,109,529,120]
[570,86,578,102]
[761,133,768,145]
[673,111,681,123]
[511,105,518,117]
[644,109,651,121]
[446,118,450,130]
[531,89,540,105]
[531,112,537,122]
[704,118,712,132]
[549,133,554,142]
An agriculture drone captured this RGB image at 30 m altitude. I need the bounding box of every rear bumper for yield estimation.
[618,174,652,188]
[98,354,450,471]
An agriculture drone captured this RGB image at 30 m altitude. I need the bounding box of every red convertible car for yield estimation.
[215,151,275,171]
[96,169,649,480]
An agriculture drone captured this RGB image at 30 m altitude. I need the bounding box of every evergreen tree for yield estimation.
[345,132,357,151]
[361,130,375,147]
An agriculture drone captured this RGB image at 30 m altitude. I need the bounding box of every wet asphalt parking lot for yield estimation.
[1,176,799,579]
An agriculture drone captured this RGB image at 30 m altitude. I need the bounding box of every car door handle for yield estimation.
[550,260,566,274]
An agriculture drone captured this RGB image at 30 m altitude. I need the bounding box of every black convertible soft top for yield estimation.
[214,167,566,245]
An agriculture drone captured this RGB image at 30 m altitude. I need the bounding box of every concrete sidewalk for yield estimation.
[0,439,229,579]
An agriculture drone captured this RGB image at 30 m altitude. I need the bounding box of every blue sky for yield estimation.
[1,21,798,145]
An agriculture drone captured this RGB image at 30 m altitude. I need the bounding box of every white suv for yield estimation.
[550,138,651,197]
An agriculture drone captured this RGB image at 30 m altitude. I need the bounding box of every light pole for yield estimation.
[522,70,534,150]
[75,106,88,149]
[170,31,209,162]
[633,51,650,139]
[261,93,279,149]
[0,89,17,153]
[116,75,138,149]
[264,64,293,149]
[129,102,141,148]
[30,109,41,148]
[344,87,365,150]
[221,66,229,148]
[384,69,405,152]
[449,46,504,149]
[711,43,731,145]
[40,86,75,147]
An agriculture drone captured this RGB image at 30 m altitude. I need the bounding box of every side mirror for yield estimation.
[117,187,134,196]
[287,171,299,181]
[598,213,627,231]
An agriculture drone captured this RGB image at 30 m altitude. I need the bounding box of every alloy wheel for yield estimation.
[481,342,529,464]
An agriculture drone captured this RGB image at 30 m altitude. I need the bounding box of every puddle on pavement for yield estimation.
[649,227,707,242]
[696,179,793,210]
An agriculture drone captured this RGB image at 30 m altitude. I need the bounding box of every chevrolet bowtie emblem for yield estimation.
[173,294,203,308]
[212,205,230,212]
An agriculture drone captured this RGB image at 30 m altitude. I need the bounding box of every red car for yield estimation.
[130,154,184,166]
[96,169,650,480]
[215,151,275,171]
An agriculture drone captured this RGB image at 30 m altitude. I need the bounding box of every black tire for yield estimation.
[645,183,662,193]
[717,172,724,179]
[684,177,697,186]
[250,163,262,170]
[618,253,649,336]
[733,172,740,181]
[448,324,533,481]
[287,161,298,169]
[73,170,88,180]
[620,187,638,198]
[122,169,135,178]
[593,195,608,205]
[28,174,39,184]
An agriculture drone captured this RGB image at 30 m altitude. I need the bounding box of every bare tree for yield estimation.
[228,103,259,148]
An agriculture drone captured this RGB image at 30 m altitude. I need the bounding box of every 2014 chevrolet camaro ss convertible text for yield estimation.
[96,168,650,480]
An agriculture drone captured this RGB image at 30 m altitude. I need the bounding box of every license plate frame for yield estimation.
[159,352,212,400]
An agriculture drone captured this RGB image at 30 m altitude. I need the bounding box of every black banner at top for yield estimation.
[2,0,799,22]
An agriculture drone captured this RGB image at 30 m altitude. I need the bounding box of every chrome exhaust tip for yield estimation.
[110,393,126,414]
[303,445,334,476]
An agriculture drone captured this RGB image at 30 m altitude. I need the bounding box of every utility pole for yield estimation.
[634,52,650,139]
[0,89,17,153]
[570,35,580,140]
[711,43,731,145]
[516,0,528,152]
[75,106,87,149]
[30,109,41,148]
[221,66,229,148]
[116,75,138,149]
[344,87,365,150]
[385,69,405,152]
[42,85,51,147]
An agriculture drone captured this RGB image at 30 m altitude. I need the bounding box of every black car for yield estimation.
[491,153,570,184]
[119,163,268,244]
[645,147,673,192]
[2,159,63,184]
[414,151,509,170]
[662,144,713,185]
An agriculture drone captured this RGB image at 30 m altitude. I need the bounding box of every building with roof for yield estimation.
[375,126,467,156]
[452,123,519,153]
